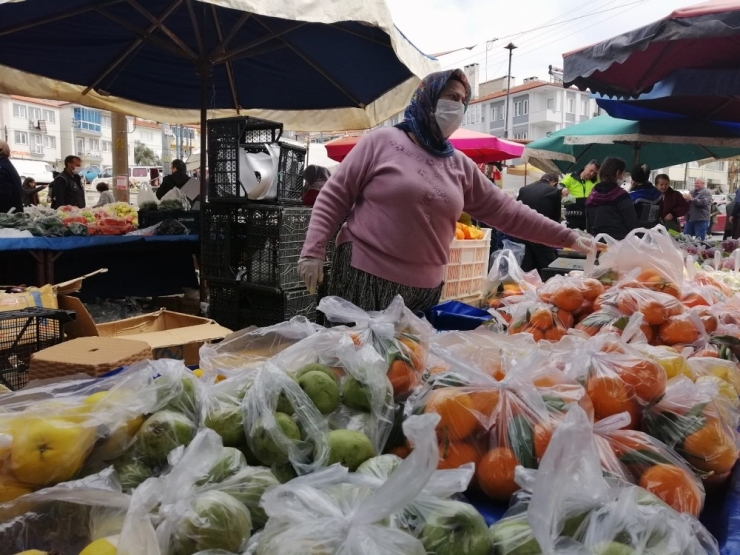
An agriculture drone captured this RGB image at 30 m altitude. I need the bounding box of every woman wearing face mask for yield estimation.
[298,69,599,312]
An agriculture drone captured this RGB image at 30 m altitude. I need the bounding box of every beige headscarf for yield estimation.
[0,140,9,158]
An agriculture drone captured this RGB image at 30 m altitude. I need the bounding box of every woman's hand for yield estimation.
[569,234,607,254]
[298,258,324,294]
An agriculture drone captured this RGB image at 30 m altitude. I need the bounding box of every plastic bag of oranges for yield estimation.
[642,376,740,485]
[538,274,605,319]
[484,249,542,309]
[566,333,668,428]
[593,412,705,517]
[415,348,561,502]
[507,298,572,342]
[318,295,431,401]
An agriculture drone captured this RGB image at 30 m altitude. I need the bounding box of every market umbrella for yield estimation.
[522,114,740,174]
[0,0,439,198]
[594,69,740,122]
[562,0,740,100]
[325,128,524,163]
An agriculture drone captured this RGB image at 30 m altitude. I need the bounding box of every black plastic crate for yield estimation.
[206,116,305,204]
[139,210,201,234]
[207,280,321,330]
[0,307,75,390]
[201,203,314,290]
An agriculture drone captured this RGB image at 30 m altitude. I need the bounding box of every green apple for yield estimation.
[296,363,338,384]
[326,429,375,471]
[218,466,279,530]
[421,500,491,555]
[114,457,154,493]
[197,447,246,485]
[159,375,199,418]
[250,412,300,466]
[136,410,197,466]
[171,491,251,555]
[298,371,340,414]
[272,462,297,484]
[341,376,371,412]
[356,454,402,479]
[204,402,246,447]
[489,515,542,555]
[591,541,635,555]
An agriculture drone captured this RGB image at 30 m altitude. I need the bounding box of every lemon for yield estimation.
[79,536,118,555]
[192,369,204,378]
[696,375,740,406]
[83,391,110,406]
[651,349,693,379]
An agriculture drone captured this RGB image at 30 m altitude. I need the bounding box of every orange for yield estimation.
[696,308,718,334]
[544,327,566,341]
[529,308,554,331]
[438,441,481,470]
[424,389,478,441]
[551,284,585,312]
[469,389,501,419]
[534,422,554,460]
[388,359,419,399]
[350,332,362,346]
[455,228,465,240]
[638,463,703,517]
[398,337,426,372]
[615,359,667,403]
[683,419,738,474]
[641,300,668,326]
[682,293,709,308]
[692,348,719,358]
[641,324,655,344]
[581,278,605,301]
[554,309,574,329]
[586,374,641,427]
[659,316,701,346]
[388,442,411,459]
[609,430,655,459]
[477,447,519,501]
[601,340,626,354]
[503,283,523,297]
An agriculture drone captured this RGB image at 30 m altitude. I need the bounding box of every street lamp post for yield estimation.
[504,42,517,139]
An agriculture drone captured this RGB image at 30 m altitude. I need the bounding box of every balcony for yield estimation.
[29,144,44,156]
[528,109,562,126]
[77,150,103,161]
[73,120,102,136]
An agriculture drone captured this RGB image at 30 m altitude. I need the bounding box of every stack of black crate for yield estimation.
[201,116,327,331]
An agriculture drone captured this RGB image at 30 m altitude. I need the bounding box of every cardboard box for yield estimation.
[55,271,232,366]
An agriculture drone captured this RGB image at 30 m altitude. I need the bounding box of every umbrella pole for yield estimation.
[524,162,528,186]
[198,64,211,304]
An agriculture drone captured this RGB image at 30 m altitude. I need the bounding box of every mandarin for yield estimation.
[586,374,641,427]
[682,293,710,308]
[388,359,419,398]
[469,389,501,419]
[529,308,554,331]
[641,300,668,326]
[476,447,519,500]
[551,284,585,312]
[554,309,574,329]
[438,441,481,470]
[659,316,701,346]
[544,327,566,341]
[424,389,478,441]
[683,419,738,475]
[615,359,667,403]
[534,422,554,460]
[638,463,703,516]
[581,278,605,301]
[398,337,425,372]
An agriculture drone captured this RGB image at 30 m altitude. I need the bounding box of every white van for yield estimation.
[91,165,162,189]
[10,159,55,184]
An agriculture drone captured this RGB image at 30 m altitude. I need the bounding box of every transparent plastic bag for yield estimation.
[537,274,605,323]
[507,297,571,343]
[484,249,542,310]
[642,376,740,485]
[254,413,441,555]
[501,239,526,265]
[318,295,433,401]
[137,182,159,209]
[199,317,322,376]
[159,185,189,210]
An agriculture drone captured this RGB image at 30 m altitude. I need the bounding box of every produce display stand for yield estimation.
[0,235,199,298]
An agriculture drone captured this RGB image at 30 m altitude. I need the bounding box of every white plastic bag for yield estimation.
[137,182,158,208]
[159,185,189,210]
[239,143,280,200]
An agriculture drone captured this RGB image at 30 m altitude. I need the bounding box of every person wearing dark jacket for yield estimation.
[156,159,190,200]
[655,173,688,233]
[50,155,85,209]
[513,173,563,273]
[628,164,662,229]
[0,140,23,214]
[586,157,639,241]
[22,177,46,206]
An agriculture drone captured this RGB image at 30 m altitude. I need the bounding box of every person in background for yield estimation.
[561,159,599,230]
[302,165,331,206]
[723,197,735,240]
[22,177,45,207]
[0,140,23,214]
[684,179,712,240]
[49,155,85,209]
[729,187,740,239]
[586,157,639,241]
[156,158,189,200]
[655,173,688,233]
[512,173,563,274]
[628,163,662,229]
[94,182,115,207]
[298,69,600,313]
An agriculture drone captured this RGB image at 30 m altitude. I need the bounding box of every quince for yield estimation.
[79,536,118,555]
[10,417,96,487]
[0,479,32,502]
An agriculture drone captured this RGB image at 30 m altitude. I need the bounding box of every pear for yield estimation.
[136,411,196,466]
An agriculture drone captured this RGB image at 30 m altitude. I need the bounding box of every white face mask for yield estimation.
[435,99,465,138]
[72,167,82,175]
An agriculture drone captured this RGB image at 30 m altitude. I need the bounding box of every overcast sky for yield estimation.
[386,0,699,83]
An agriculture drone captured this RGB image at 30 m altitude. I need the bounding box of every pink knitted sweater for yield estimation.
[302,127,577,288]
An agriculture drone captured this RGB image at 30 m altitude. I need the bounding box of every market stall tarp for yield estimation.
[563,0,740,100]
[0,234,198,252]
[0,0,439,130]
[522,114,740,174]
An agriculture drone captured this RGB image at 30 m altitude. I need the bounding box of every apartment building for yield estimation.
[0,96,64,165]
[655,160,730,192]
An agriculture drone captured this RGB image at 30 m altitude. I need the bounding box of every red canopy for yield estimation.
[325,128,524,164]
[563,0,740,98]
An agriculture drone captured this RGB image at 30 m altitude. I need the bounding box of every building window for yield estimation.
[76,138,84,156]
[142,131,154,142]
[546,97,555,110]
[73,107,102,132]
[14,130,27,145]
[13,104,26,118]
[706,161,726,171]
[44,135,56,149]
[567,98,575,114]
[42,109,56,123]
[491,106,498,121]
[581,99,589,116]
[28,107,42,121]
[500,105,506,121]
[514,102,521,117]
[522,131,528,139]
[89,138,100,151]
[522,100,529,115]
[101,115,111,128]
[102,140,111,152]
[30,133,43,154]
